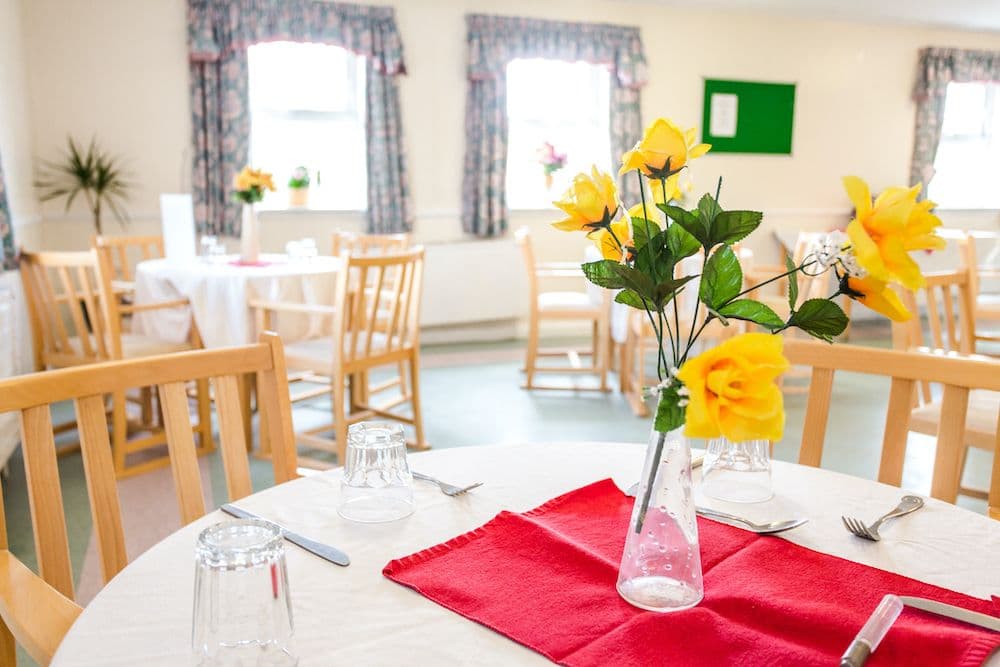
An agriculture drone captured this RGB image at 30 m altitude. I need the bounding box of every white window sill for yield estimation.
[257,207,366,215]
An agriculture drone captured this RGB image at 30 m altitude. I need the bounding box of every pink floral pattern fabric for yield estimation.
[188,0,410,236]
[911,47,1000,191]
[0,154,16,271]
[462,14,647,237]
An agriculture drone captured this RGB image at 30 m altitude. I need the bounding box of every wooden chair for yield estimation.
[254,249,427,463]
[959,232,1000,350]
[783,339,1000,517]
[19,250,210,477]
[0,333,298,665]
[893,268,997,499]
[91,235,164,307]
[331,231,409,257]
[515,227,610,392]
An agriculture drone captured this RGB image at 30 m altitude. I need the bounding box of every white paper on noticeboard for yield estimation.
[709,93,739,138]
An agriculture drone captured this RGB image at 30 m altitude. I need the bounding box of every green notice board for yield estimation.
[701,79,796,154]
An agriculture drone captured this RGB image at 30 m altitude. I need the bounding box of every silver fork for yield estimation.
[842,495,924,541]
[411,471,483,497]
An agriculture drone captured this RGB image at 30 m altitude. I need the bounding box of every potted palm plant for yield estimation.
[34,137,131,235]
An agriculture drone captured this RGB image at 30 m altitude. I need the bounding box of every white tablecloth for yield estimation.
[131,254,341,348]
[52,443,999,666]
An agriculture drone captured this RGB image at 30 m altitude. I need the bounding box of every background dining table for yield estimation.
[51,442,999,666]
[131,254,341,349]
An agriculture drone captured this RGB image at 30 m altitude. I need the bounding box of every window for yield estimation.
[505,58,611,210]
[928,82,1000,209]
[248,41,367,211]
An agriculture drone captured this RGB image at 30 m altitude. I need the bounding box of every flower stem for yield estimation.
[634,430,667,533]
[661,178,683,366]
[724,259,817,307]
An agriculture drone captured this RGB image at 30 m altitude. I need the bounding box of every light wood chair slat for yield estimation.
[0,333,298,663]
[784,339,1000,515]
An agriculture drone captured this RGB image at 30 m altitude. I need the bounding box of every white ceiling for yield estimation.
[636,0,1000,33]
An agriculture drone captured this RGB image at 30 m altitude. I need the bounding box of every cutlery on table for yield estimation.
[841,594,904,666]
[898,596,1000,632]
[621,484,807,535]
[841,495,924,542]
[220,503,350,567]
[411,471,483,497]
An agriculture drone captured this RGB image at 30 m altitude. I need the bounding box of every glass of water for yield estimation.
[700,437,773,503]
[338,422,414,523]
[191,519,296,666]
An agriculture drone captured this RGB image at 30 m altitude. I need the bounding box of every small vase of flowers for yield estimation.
[288,166,310,208]
[537,142,567,190]
[233,166,275,264]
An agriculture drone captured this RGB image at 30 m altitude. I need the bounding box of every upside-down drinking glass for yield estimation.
[338,422,415,523]
[700,437,773,503]
[192,520,296,666]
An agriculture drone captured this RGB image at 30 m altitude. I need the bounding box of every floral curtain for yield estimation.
[0,154,16,272]
[462,14,647,238]
[188,0,411,236]
[911,47,1000,190]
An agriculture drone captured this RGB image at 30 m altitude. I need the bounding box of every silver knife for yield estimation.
[899,596,1000,632]
[220,503,350,567]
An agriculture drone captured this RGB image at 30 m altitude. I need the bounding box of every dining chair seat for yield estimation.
[68,333,192,360]
[909,389,999,450]
[283,334,398,373]
[977,293,1000,317]
[537,291,595,312]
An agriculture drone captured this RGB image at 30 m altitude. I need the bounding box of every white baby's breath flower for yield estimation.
[678,399,689,407]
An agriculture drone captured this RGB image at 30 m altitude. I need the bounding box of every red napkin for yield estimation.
[384,479,1000,666]
[228,258,274,267]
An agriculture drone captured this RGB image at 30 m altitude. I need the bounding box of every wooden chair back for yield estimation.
[19,251,122,370]
[783,338,1000,515]
[895,269,976,356]
[331,248,424,367]
[91,235,163,284]
[330,231,409,257]
[0,333,297,603]
[514,227,539,302]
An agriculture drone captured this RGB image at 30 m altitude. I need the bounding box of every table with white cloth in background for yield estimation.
[51,442,1000,666]
[131,254,341,349]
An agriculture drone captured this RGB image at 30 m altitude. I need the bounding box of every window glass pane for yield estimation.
[248,42,367,210]
[928,82,1000,209]
[506,58,611,210]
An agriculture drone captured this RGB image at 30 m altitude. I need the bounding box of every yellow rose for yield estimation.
[233,167,277,192]
[842,176,945,290]
[677,333,789,442]
[551,167,619,233]
[845,276,912,322]
[234,167,254,191]
[591,216,633,262]
[620,118,711,178]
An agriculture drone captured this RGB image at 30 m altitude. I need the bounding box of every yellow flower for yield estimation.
[843,176,945,290]
[677,333,789,442]
[846,276,912,322]
[591,216,633,262]
[551,167,619,233]
[233,167,276,192]
[620,118,711,178]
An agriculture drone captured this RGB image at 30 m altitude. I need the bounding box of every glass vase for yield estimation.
[617,426,703,612]
[240,203,260,264]
[701,437,773,503]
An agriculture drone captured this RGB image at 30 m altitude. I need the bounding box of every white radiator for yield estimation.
[0,284,18,469]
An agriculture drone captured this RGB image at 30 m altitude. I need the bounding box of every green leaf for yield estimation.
[631,216,660,252]
[582,260,628,290]
[718,299,784,330]
[614,289,648,310]
[698,193,722,230]
[654,390,685,433]
[787,298,848,342]
[699,245,743,309]
[654,276,697,307]
[659,204,709,247]
[785,253,798,312]
[634,229,676,281]
[665,222,700,260]
[712,210,763,246]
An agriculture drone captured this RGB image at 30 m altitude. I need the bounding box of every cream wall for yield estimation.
[13,0,1000,268]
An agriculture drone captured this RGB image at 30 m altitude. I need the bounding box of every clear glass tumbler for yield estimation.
[338,422,415,523]
[192,520,296,666]
[700,437,773,503]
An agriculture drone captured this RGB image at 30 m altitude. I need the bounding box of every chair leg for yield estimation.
[195,378,214,453]
[140,386,153,426]
[524,315,539,389]
[111,391,128,476]
[408,351,428,449]
[332,371,349,464]
[0,619,14,667]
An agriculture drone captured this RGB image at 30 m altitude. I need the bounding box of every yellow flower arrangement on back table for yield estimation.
[552,116,944,612]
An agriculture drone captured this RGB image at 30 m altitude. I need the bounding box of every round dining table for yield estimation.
[51,442,1000,666]
[131,254,341,349]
